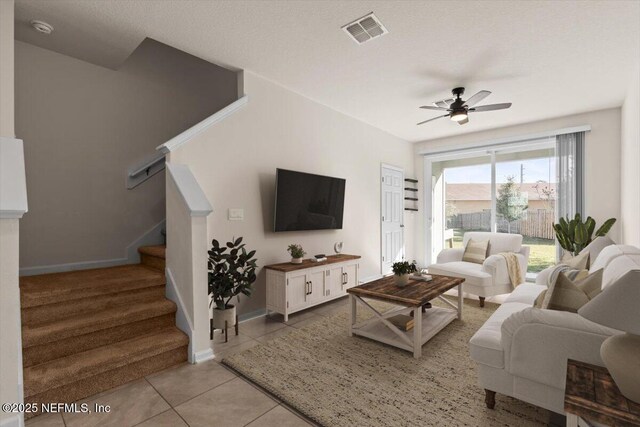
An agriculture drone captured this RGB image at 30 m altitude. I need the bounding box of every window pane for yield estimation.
[494,148,556,273]
[430,155,492,258]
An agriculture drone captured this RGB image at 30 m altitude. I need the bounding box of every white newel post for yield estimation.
[165,162,213,363]
[1,2,28,427]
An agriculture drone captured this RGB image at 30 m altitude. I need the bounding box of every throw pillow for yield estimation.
[563,251,590,270]
[462,239,490,264]
[534,269,603,312]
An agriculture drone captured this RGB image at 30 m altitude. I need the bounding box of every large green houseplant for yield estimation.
[553,214,616,257]
[208,237,257,329]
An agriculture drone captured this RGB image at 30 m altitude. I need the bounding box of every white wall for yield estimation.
[414,108,622,265]
[0,2,24,426]
[621,66,640,247]
[15,39,238,271]
[171,71,416,315]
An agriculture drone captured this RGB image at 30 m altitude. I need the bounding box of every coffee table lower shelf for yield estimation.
[348,292,461,358]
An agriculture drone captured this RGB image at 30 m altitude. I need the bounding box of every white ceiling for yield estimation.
[15,0,640,143]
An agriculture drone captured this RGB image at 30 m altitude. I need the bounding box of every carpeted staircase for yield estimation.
[19,245,188,412]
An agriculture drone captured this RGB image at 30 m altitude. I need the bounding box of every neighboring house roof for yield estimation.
[446,183,556,201]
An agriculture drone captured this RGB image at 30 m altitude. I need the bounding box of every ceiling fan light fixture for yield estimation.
[450,110,468,122]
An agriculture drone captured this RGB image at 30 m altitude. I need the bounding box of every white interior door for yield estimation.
[381,165,404,274]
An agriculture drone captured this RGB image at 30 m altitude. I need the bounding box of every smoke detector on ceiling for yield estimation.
[30,20,54,35]
[342,12,388,44]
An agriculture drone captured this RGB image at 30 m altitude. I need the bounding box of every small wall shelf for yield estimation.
[404,178,419,212]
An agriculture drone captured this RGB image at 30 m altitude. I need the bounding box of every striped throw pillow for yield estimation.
[462,239,490,264]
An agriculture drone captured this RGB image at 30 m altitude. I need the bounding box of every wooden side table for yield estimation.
[565,359,640,427]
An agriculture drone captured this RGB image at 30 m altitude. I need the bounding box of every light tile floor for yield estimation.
[24,298,350,427]
[25,294,527,427]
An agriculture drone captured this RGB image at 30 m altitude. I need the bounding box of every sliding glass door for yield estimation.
[425,139,557,275]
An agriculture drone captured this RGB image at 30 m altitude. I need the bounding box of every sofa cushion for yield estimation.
[463,232,522,256]
[428,261,492,287]
[504,283,546,305]
[590,244,640,273]
[580,236,615,268]
[602,255,640,288]
[469,302,531,368]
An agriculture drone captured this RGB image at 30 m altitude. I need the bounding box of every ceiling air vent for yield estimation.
[342,12,388,44]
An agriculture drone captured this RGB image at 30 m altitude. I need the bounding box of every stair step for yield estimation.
[138,245,166,259]
[24,327,188,399]
[23,298,177,348]
[22,286,166,327]
[138,245,166,271]
[23,313,176,368]
[20,265,165,308]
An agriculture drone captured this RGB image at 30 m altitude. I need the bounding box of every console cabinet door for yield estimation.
[343,263,358,290]
[306,269,325,305]
[287,272,308,311]
[328,266,344,298]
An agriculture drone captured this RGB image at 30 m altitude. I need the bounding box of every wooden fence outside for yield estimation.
[447,210,555,240]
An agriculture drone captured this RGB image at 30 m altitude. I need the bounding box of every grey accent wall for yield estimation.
[16,38,238,270]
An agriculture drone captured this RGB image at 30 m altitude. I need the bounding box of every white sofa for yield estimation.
[429,232,530,307]
[469,244,640,414]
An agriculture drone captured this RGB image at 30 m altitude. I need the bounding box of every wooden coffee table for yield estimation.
[347,274,464,358]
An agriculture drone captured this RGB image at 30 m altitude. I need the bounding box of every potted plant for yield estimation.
[553,214,616,257]
[392,261,417,288]
[287,244,306,264]
[208,237,257,330]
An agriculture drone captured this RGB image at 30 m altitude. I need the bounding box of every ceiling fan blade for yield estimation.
[417,114,449,125]
[458,117,469,125]
[434,101,449,108]
[420,106,449,111]
[465,90,491,107]
[469,103,512,112]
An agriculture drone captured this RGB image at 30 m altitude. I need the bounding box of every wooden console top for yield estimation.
[264,254,361,272]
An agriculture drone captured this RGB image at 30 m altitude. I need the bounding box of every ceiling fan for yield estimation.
[417,87,511,126]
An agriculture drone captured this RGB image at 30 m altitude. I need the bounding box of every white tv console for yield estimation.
[265,254,361,321]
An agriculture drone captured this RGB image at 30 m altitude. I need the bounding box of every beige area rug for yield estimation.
[223,298,550,427]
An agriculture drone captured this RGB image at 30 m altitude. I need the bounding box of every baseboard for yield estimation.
[20,219,166,276]
[19,257,129,276]
[192,348,214,364]
[125,219,166,264]
[0,414,24,427]
[238,308,268,323]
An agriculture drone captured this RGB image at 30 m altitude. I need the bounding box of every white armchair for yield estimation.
[428,232,530,306]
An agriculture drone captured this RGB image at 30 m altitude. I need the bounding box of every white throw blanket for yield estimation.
[499,252,522,288]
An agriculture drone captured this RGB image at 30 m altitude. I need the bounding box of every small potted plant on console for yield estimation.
[287,244,306,264]
[208,237,257,341]
[392,261,417,288]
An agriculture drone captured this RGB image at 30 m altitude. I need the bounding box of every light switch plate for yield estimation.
[228,208,244,221]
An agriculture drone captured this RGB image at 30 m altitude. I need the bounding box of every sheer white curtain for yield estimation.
[556,132,585,221]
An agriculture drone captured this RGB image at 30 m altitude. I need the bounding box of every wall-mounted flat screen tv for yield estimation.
[274,169,346,232]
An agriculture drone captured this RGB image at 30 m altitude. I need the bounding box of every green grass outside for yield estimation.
[450,229,556,273]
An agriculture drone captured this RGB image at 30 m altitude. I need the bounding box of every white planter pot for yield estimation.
[212,305,237,329]
[291,257,303,264]
[394,273,410,288]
